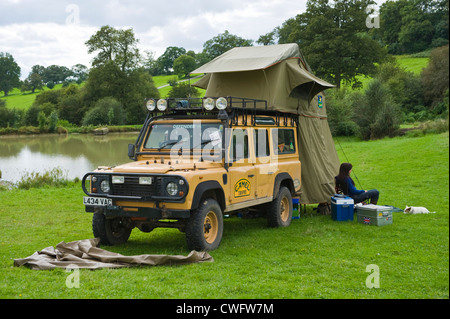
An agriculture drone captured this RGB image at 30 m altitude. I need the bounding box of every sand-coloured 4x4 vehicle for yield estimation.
[83,97,301,251]
[82,44,338,251]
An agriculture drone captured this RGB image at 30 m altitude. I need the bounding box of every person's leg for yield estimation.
[352,189,379,204]
[365,189,379,204]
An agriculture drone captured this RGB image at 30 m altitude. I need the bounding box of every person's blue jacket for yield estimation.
[346,177,364,196]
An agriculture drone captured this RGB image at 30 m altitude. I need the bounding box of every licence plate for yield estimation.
[83,197,112,206]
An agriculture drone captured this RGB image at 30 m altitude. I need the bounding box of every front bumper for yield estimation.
[85,204,190,219]
[81,172,189,203]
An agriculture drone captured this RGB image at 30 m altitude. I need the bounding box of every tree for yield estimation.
[0,52,21,96]
[276,0,388,88]
[377,0,449,54]
[42,65,72,83]
[167,82,200,99]
[353,79,401,140]
[157,46,186,75]
[257,31,276,45]
[173,55,197,78]
[21,67,44,93]
[421,45,449,109]
[83,62,159,124]
[71,64,88,83]
[202,30,253,60]
[85,25,140,73]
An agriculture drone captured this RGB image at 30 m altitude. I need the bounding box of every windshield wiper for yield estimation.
[191,139,212,150]
[157,140,179,151]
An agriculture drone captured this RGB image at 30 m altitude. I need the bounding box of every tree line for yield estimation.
[0,0,448,138]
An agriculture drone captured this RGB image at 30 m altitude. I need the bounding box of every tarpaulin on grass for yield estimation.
[14,238,213,270]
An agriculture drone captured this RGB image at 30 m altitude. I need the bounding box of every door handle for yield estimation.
[248,174,254,178]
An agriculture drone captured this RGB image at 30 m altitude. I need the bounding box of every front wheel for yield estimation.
[92,212,132,246]
[185,199,223,251]
[267,186,292,227]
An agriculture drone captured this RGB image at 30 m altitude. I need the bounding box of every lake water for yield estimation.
[0,132,139,183]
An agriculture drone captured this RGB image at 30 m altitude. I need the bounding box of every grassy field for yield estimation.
[0,132,448,299]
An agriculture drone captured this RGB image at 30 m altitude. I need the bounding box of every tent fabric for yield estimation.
[297,94,340,204]
[13,238,213,270]
[192,43,340,204]
[192,43,301,74]
[194,59,334,113]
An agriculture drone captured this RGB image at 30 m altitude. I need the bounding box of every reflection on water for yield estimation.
[0,133,139,183]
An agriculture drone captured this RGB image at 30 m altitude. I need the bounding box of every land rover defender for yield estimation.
[82,96,301,251]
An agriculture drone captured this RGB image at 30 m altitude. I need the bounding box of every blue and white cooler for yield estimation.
[331,194,354,221]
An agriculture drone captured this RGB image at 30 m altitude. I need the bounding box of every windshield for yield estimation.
[144,121,223,150]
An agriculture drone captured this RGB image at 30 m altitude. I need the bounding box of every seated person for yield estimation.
[335,162,379,204]
[276,138,289,154]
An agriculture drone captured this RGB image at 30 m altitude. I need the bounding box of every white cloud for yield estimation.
[0,23,96,78]
[0,0,308,78]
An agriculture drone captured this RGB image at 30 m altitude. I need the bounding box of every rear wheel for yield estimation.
[186,199,223,251]
[92,211,132,246]
[267,186,292,227]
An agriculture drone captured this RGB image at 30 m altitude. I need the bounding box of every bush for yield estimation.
[353,79,401,140]
[16,167,71,190]
[326,88,359,136]
[82,97,126,126]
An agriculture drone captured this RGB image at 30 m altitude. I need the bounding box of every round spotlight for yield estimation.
[216,97,227,110]
[146,99,156,111]
[204,97,215,111]
[157,99,167,111]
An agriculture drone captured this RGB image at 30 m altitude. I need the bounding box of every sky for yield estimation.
[0,0,309,79]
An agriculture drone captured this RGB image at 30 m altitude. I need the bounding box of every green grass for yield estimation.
[0,132,448,299]
[1,83,65,110]
[396,55,430,75]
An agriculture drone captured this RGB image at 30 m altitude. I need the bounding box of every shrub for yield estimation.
[82,97,126,126]
[16,167,71,190]
[326,88,359,136]
[353,79,401,140]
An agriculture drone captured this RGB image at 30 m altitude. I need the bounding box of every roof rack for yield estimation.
[145,96,298,127]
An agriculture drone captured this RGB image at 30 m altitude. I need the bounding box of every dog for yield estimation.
[404,206,435,214]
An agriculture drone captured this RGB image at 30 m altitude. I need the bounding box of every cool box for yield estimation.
[331,194,354,221]
[356,204,393,226]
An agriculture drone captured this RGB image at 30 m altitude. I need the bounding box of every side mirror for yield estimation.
[128,144,136,160]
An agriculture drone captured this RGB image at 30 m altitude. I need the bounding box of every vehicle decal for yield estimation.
[234,178,251,198]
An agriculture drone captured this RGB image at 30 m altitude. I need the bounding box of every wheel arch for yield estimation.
[191,180,226,212]
[273,172,294,198]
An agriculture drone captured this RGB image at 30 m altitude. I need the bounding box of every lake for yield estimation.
[0,133,139,183]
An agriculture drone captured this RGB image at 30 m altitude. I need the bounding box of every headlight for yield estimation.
[146,99,156,111]
[157,99,167,111]
[204,97,215,111]
[216,97,227,110]
[166,182,178,196]
[112,176,124,184]
[100,180,110,193]
[139,176,153,185]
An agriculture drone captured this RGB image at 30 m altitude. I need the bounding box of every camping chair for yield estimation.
[334,176,370,205]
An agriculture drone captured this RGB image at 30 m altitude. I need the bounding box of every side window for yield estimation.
[254,129,270,157]
[232,129,248,161]
[272,129,295,155]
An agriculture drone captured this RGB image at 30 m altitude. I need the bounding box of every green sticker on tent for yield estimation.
[318,95,323,108]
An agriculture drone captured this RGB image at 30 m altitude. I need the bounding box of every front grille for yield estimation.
[111,176,159,198]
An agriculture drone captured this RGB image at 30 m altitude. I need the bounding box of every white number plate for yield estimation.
[83,197,112,206]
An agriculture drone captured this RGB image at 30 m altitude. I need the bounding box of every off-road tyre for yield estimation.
[267,186,292,227]
[186,199,223,251]
[92,212,132,246]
